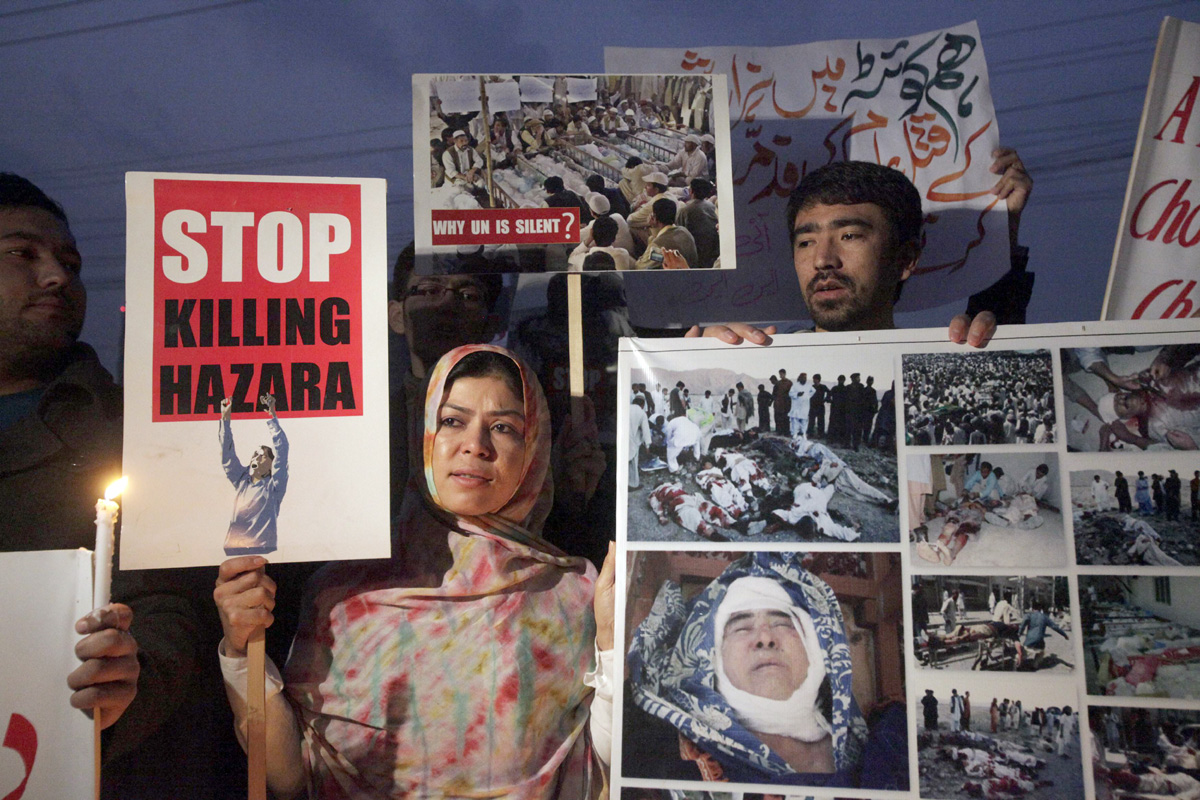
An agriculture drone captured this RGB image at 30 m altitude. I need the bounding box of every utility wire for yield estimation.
[0,0,254,48]
[985,0,1184,39]
[0,0,107,19]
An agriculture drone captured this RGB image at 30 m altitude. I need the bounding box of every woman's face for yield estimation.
[432,374,526,516]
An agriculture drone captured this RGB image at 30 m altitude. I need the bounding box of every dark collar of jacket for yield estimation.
[0,342,121,477]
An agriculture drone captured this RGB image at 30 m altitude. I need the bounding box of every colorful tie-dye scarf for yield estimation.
[284,345,599,798]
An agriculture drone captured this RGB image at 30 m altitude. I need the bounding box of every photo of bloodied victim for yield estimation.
[908,452,1066,568]
[1080,575,1200,700]
[622,550,907,791]
[902,350,1056,446]
[626,362,898,544]
[1062,342,1200,452]
[912,575,1073,673]
[1091,706,1200,798]
[1070,463,1200,565]
[917,675,1083,800]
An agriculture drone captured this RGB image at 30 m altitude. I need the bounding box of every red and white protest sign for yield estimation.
[1105,17,1200,319]
[430,207,580,246]
[122,173,391,569]
[151,179,364,422]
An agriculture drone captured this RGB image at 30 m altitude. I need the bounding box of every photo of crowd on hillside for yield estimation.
[902,350,1056,446]
[912,575,1073,673]
[1090,706,1200,799]
[417,73,730,272]
[625,354,897,543]
[1063,342,1200,452]
[908,452,1066,568]
[917,675,1082,800]
[1080,575,1200,699]
[1071,464,1200,565]
[622,550,906,791]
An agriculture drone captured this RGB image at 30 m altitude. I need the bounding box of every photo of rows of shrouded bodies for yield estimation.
[1062,343,1200,452]
[1071,466,1200,565]
[908,452,1066,568]
[1090,705,1200,798]
[902,350,1056,446]
[626,363,897,543]
[1080,574,1200,699]
[912,575,1073,672]
[622,550,906,791]
[917,677,1082,800]
[425,74,722,272]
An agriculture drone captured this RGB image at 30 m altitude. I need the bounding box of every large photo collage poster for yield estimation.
[614,320,1200,800]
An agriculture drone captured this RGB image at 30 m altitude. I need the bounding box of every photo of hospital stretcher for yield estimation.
[912,575,1073,672]
[1081,575,1200,700]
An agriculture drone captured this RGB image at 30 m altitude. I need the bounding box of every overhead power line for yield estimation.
[986,0,1183,39]
[0,0,254,48]
[0,0,107,19]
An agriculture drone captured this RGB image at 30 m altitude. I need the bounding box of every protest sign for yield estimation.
[1104,17,1200,320]
[120,173,390,568]
[0,550,93,800]
[607,21,1010,326]
[413,73,735,272]
[614,319,1200,798]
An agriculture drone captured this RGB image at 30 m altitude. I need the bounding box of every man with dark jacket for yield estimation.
[808,374,827,439]
[0,173,241,797]
[772,369,792,435]
[756,383,772,431]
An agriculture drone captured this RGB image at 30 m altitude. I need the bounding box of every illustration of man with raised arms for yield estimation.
[220,393,288,555]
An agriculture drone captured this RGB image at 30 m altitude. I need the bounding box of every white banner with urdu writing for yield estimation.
[607,21,1010,325]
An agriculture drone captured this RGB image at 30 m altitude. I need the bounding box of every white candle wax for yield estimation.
[93,498,117,609]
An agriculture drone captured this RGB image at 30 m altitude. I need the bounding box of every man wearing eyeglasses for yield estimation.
[387,246,504,513]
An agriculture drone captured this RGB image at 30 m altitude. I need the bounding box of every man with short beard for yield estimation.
[0,173,233,796]
[685,150,1031,347]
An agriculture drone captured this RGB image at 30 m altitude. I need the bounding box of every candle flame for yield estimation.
[104,477,128,501]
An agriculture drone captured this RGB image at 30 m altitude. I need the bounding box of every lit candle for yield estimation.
[93,477,127,609]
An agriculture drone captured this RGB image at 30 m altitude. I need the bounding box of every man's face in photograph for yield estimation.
[721,608,809,701]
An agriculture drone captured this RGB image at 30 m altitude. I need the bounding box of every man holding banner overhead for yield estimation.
[689,148,1031,345]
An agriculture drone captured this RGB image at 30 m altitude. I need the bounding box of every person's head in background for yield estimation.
[388,243,503,378]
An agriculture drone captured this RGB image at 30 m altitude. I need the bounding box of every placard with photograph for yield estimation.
[612,320,1200,798]
[412,73,735,274]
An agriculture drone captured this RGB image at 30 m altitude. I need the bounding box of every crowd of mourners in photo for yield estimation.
[429,78,722,272]
[903,351,1056,445]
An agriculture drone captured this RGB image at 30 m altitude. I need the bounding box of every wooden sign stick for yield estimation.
[247,627,267,800]
[567,273,585,407]
[93,712,102,800]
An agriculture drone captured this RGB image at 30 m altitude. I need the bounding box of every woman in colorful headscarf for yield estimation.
[214,345,612,798]
[623,551,906,790]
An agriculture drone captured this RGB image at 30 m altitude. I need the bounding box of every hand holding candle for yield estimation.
[69,477,139,732]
